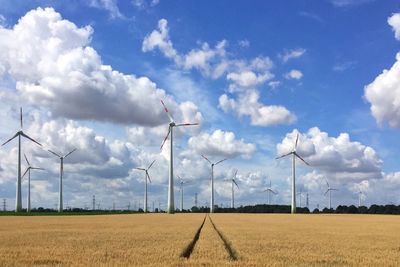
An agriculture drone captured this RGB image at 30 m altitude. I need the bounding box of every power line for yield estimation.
[2,199,6,211]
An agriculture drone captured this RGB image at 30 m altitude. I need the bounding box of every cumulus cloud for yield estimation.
[285,69,303,80]
[0,8,200,127]
[188,129,256,159]
[388,13,400,40]
[219,90,296,126]
[280,48,306,63]
[277,128,383,183]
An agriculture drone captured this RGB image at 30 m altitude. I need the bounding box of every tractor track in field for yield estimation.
[180,214,239,261]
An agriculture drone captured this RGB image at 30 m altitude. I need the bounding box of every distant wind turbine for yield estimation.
[264,180,277,205]
[134,159,156,213]
[276,133,310,214]
[160,100,199,214]
[22,154,44,212]
[296,188,304,207]
[177,175,192,211]
[48,148,77,212]
[201,155,227,213]
[324,179,338,210]
[1,108,42,212]
[225,169,239,209]
[357,186,365,207]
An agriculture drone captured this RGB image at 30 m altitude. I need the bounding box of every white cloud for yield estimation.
[89,0,124,19]
[227,71,271,88]
[268,80,281,88]
[219,90,296,126]
[285,69,303,80]
[364,53,400,128]
[238,39,250,48]
[388,13,400,40]
[188,129,256,159]
[329,0,375,7]
[281,48,306,63]
[132,0,160,9]
[333,61,356,72]
[0,8,201,127]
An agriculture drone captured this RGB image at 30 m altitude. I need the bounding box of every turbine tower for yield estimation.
[324,179,338,210]
[296,189,304,207]
[357,186,364,207]
[22,154,44,212]
[177,175,191,211]
[1,108,42,212]
[201,155,227,213]
[160,100,199,214]
[48,148,76,212]
[264,180,277,205]
[225,169,239,209]
[134,159,156,213]
[276,133,310,214]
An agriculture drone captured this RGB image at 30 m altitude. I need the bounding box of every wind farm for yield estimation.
[1,1,400,266]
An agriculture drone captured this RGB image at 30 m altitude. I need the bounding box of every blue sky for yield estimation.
[0,0,400,211]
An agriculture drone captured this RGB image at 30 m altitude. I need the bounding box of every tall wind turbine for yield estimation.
[134,159,156,213]
[324,179,338,210]
[48,148,76,212]
[276,133,310,214]
[160,100,199,214]
[264,180,277,205]
[201,155,227,213]
[225,169,239,209]
[357,186,364,207]
[1,108,42,212]
[22,154,44,212]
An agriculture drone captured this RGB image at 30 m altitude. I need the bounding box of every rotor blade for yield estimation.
[160,126,171,150]
[22,168,29,179]
[233,169,238,179]
[31,167,45,170]
[160,100,174,123]
[20,132,42,147]
[294,133,299,150]
[1,133,19,146]
[146,172,152,183]
[275,151,292,160]
[48,149,61,158]
[294,152,310,166]
[272,189,278,195]
[147,159,156,170]
[324,189,329,195]
[175,123,199,127]
[176,175,182,181]
[20,107,23,129]
[331,188,338,191]
[134,167,146,171]
[325,179,329,188]
[215,158,227,165]
[64,148,77,159]
[201,154,212,164]
[233,179,239,189]
[24,153,30,166]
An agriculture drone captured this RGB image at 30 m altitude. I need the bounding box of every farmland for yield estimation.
[0,214,399,266]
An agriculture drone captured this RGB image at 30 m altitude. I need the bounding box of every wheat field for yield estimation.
[0,214,399,266]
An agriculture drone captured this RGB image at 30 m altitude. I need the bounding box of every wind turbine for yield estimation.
[160,100,199,214]
[357,186,365,207]
[134,159,156,213]
[225,169,239,209]
[264,180,277,205]
[22,154,44,212]
[48,148,76,212]
[1,108,42,212]
[201,155,227,213]
[324,179,338,210]
[276,133,310,214]
[296,188,304,207]
[177,175,190,211]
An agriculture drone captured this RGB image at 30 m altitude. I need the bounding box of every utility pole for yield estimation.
[152,201,155,212]
[2,199,6,211]
[127,202,131,211]
[194,193,198,207]
[306,193,309,209]
[92,195,95,210]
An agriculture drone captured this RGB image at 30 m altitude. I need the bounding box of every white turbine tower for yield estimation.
[225,169,239,209]
[201,155,227,213]
[324,179,338,210]
[177,175,190,211]
[48,148,76,212]
[296,188,304,207]
[22,154,44,212]
[134,159,156,213]
[276,133,310,214]
[357,186,365,207]
[264,180,277,205]
[1,108,42,212]
[160,100,199,214]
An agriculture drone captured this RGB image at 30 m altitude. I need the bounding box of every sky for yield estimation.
[0,0,400,211]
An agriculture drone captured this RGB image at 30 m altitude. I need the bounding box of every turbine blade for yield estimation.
[20,107,23,129]
[22,168,29,178]
[1,133,19,146]
[147,159,156,170]
[31,167,45,170]
[215,158,227,165]
[134,167,146,171]
[64,148,77,158]
[146,172,152,183]
[233,179,239,189]
[201,154,212,164]
[272,190,278,195]
[175,123,199,127]
[21,132,42,147]
[294,132,299,150]
[160,100,174,123]
[275,151,292,160]
[24,153,30,166]
[324,189,329,195]
[294,152,310,166]
[160,126,171,150]
[48,149,61,158]
[325,179,330,188]
[233,169,238,179]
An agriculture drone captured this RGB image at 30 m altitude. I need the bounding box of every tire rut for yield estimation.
[208,215,239,261]
[180,215,207,258]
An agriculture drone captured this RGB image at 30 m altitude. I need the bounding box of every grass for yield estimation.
[0,213,399,266]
